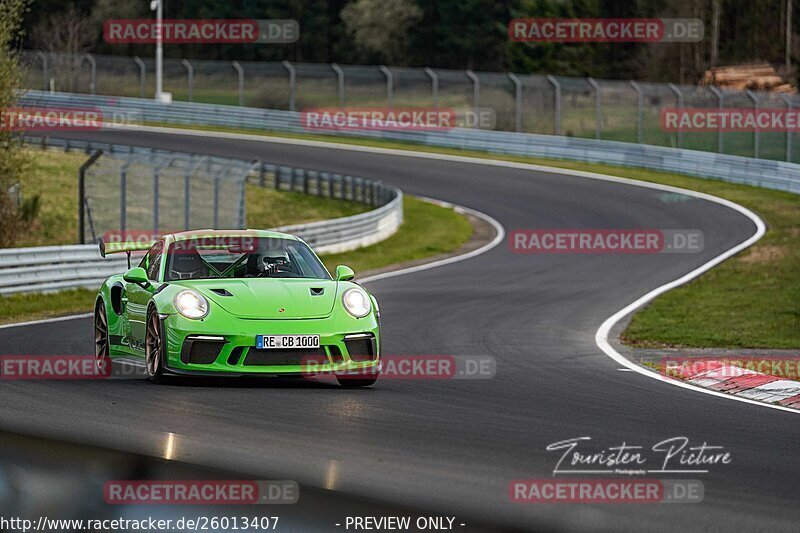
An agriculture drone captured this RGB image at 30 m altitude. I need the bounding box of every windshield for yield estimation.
[164,236,330,281]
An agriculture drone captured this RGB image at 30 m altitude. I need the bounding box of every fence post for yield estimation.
[424,67,439,108]
[78,150,103,244]
[120,157,135,234]
[508,73,523,133]
[133,57,146,99]
[182,59,194,102]
[466,70,480,128]
[283,60,296,111]
[746,90,760,159]
[232,61,245,106]
[81,53,96,95]
[213,172,221,229]
[780,94,793,162]
[708,86,724,154]
[379,65,393,109]
[36,51,48,91]
[547,75,561,135]
[629,80,643,143]
[184,156,207,230]
[587,77,601,139]
[331,63,345,107]
[667,83,684,148]
[153,156,174,235]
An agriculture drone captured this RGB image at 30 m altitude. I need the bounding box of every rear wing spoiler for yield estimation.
[98,238,154,268]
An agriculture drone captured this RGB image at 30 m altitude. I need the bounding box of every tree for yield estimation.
[31,3,95,92]
[0,0,31,246]
[341,0,422,64]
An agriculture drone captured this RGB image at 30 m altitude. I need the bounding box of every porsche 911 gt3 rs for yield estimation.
[94,230,381,387]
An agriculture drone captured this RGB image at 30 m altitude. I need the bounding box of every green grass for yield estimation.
[321,196,473,274]
[0,289,96,324]
[141,122,800,348]
[246,184,367,228]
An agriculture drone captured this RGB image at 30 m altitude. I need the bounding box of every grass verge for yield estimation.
[141,123,799,348]
[0,196,472,325]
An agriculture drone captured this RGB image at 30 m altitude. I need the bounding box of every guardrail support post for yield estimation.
[182,59,194,102]
[466,70,480,128]
[78,150,103,244]
[708,86,724,153]
[508,73,523,133]
[332,63,345,107]
[547,75,561,135]
[232,61,245,106]
[379,66,393,109]
[283,60,296,111]
[587,77,601,139]
[668,83,684,148]
[630,80,643,143]
[133,57,146,99]
[747,90,760,159]
[424,68,439,109]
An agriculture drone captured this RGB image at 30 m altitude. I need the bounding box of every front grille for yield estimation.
[183,340,224,364]
[244,347,327,366]
[345,336,377,362]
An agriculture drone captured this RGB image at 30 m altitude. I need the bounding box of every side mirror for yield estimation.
[123,267,149,285]
[335,265,355,282]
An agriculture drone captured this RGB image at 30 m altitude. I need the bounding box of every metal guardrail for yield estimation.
[18,91,800,195]
[18,51,800,162]
[1,137,402,295]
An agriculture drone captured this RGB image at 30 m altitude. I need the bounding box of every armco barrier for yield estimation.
[1,139,402,295]
[18,90,800,195]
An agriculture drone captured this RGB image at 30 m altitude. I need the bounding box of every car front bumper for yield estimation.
[162,311,381,376]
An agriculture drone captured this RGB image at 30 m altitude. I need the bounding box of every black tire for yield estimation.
[336,370,379,388]
[145,307,167,384]
[94,300,112,375]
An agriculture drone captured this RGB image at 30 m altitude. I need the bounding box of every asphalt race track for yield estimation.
[2,128,799,532]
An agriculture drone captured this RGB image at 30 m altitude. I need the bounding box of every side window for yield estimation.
[138,241,164,281]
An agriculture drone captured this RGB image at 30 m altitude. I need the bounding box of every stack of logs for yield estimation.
[701,64,796,93]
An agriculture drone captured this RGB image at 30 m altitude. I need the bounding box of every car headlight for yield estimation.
[342,287,371,318]
[174,290,209,319]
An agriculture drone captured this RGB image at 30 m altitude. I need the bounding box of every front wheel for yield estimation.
[145,308,167,384]
[94,300,112,374]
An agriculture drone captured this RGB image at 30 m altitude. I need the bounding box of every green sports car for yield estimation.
[94,229,381,387]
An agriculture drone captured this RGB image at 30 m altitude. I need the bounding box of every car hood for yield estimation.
[178,279,339,319]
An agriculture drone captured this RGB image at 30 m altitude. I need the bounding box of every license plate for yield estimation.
[256,335,320,349]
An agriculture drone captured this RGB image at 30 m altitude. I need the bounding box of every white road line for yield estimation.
[361,199,504,285]
[29,124,795,414]
[0,312,92,330]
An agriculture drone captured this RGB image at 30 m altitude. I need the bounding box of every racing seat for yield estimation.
[168,249,209,280]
